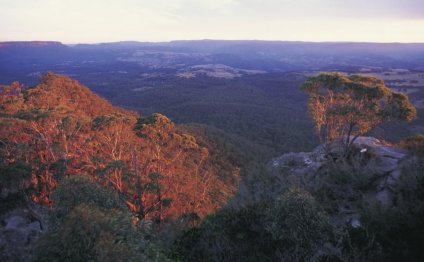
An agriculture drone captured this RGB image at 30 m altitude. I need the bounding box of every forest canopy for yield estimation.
[0,73,239,221]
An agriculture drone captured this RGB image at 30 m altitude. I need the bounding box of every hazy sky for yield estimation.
[1,0,424,43]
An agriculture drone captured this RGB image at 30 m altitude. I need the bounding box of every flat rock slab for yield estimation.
[352,136,407,159]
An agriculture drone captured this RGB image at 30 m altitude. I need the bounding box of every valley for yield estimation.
[1,40,424,164]
[1,40,424,261]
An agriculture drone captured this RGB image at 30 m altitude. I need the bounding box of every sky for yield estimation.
[1,0,424,43]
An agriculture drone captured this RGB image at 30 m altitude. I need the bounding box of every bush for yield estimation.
[34,176,171,261]
[0,160,32,196]
[173,188,333,262]
[264,188,333,261]
[50,175,126,222]
[173,203,270,262]
[34,204,142,262]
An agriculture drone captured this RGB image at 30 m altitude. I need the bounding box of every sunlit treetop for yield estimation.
[301,72,417,146]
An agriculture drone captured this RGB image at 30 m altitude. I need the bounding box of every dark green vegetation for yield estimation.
[173,150,424,261]
[173,188,333,262]
[34,176,170,261]
[1,41,424,261]
[112,72,423,165]
[120,73,318,163]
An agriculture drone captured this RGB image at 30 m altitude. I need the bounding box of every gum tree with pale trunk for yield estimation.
[301,72,417,153]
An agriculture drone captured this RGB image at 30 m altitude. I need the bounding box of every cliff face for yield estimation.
[0,41,65,49]
[0,42,71,67]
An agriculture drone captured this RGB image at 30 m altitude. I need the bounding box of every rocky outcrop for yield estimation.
[269,136,412,229]
[270,136,409,207]
[0,204,48,262]
[270,144,327,176]
[352,137,408,205]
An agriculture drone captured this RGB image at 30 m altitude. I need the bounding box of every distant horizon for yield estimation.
[2,39,424,45]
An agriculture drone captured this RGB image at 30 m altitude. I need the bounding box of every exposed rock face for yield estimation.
[352,137,408,205]
[270,144,327,175]
[269,136,412,229]
[0,204,48,262]
[270,136,409,207]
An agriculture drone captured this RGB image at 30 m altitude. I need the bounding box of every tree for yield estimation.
[0,82,25,114]
[301,73,416,149]
[134,113,212,221]
[0,73,237,221]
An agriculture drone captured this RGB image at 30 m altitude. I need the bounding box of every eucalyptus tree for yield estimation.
[301,73,416,149]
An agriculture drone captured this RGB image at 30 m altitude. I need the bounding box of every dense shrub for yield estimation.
[172,203,269,262]
[0,160,32,196]
[34,176,170,262]
[50,175,126,222]
[173,188,333,262]
[264,188,333,261]
[0,161,32,214]
[34,204,142,262]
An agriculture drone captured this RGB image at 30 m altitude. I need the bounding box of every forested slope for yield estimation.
[0,73,239,220]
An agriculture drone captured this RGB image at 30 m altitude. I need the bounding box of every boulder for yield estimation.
[0,204,48,262]
[270,147,328,177]
[351,137,408,206]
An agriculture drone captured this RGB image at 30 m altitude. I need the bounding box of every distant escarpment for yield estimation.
[0,41,66,49]
[0,41,69,57]
[0,73,239,221]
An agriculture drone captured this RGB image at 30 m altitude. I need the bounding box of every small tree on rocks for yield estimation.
[301,73,416,150]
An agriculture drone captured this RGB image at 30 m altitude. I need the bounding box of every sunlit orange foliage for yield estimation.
[0,73,238,220]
